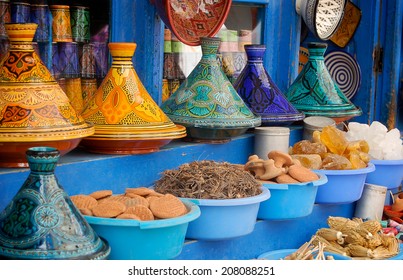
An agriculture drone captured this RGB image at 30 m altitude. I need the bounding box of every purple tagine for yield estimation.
[233,44,304,126]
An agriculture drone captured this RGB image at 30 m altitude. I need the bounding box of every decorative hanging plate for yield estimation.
[330,0,362,48]
[153,0,232,46]
[324,50,361,100]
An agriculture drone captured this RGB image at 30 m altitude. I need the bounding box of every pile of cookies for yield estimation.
[70,187,188,220]
[244,150,319,184]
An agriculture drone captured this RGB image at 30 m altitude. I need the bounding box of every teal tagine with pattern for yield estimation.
[161,37,261,143]
[283,42,361,123]
[0,147,110,259]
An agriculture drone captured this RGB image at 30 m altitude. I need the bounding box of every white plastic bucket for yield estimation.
[354,183,387,221]
[254,127,290,160]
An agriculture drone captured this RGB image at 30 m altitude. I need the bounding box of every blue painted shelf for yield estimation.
[0,128,360,260]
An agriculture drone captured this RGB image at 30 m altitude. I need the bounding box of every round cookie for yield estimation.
[71,194,98,210]
[149,194,187,219]
[124,205,154,221]
[89,190,113,200]
[92,201,126,218]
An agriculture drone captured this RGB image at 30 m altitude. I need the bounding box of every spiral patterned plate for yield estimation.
[324,50,361,100]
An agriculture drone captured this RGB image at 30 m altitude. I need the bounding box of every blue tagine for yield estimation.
[233,44,304,126]
[0,147,110,259]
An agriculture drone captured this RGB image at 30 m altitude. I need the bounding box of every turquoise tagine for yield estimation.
[284,42,361,123]
[0,147,110,259]
[161,37,261,142]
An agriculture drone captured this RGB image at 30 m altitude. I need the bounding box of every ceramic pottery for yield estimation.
[0,147,110,260]
[81,78,97,107]
[79,43,96,78]
[0,23,94,168]
[233,44,304,126]
[0,0,10,39]
[80,42,187,154]
[153,0,232,46]
[65,77,84,114]
[70,6,90,43]
[10,1,30,23]
[58,41,80,78]
[330,1,362,48]
[295,0,347,40]
[92,41,108,79]
[161,37,261,142]
[283,42,361,123]
[50,5,73,42]
[30,4,51,42]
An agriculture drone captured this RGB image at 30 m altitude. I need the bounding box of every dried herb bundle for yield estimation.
[154,160,262,199]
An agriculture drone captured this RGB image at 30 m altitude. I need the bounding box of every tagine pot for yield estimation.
[233,44,304,126]
[0,23,94,168]
[283,42,361,124]
[80,42,187,154]
[161,37,261,143]
[0,147,110,260]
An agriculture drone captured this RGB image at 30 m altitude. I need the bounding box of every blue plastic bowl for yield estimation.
[314,163,375,204]
[257,173,327,220]
[389,244,403,260]
[258,249,351,260]
[365,159,403,190]
[185,187,271,241]
[84,199,200,260]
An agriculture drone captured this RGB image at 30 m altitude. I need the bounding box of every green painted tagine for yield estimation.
[0,147,110,260]
[284,42,361,123]
[161,37,261,142]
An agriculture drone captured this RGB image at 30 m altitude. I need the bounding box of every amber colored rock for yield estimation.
[319,126,349,155]
[348,151,367,169]
[291,154,322,170]
[291,140,327,158]
[322,154,353,170]
[345,140,370,154]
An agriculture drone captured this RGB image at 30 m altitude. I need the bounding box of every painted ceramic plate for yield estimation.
[153,0,232,46]
[330,1,362,48]
[324,50,361,99]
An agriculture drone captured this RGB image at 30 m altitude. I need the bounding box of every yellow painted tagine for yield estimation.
[80,42,186,154]
[0,23,94,168]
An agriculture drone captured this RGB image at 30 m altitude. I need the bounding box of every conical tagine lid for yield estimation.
[0,23,94,142]
[0,147,110,260]
[161,37,261,140]
[234,44,304,126]
[284,42,361,123]
[80,42,186,154]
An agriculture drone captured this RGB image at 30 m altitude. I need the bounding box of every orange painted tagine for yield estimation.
[79,42,186,155]
[0,23,95,168]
